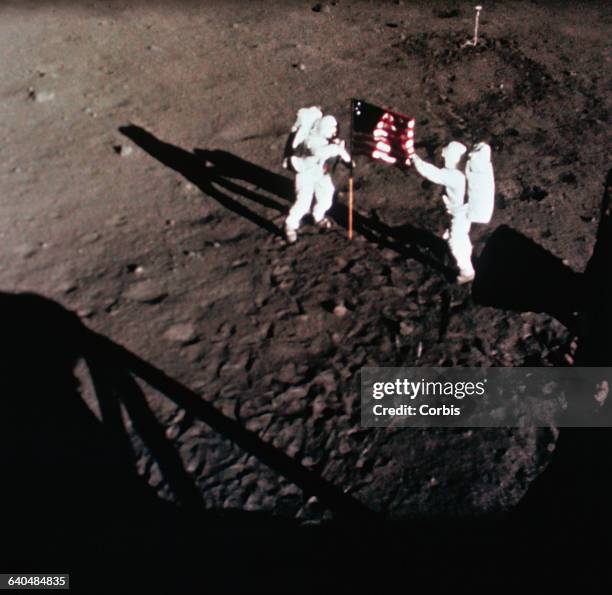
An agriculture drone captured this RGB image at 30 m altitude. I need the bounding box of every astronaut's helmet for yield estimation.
[441,141,467,168]
[314,115,339,140]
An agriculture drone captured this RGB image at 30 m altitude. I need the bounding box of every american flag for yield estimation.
[350,98,415,167]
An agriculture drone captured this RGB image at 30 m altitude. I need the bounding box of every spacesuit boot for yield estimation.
[284,225,298,244]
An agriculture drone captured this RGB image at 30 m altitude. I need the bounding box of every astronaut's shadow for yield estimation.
[120,125,287,237]
[194,148,294,204]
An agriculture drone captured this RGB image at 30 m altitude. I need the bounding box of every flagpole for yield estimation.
[348,178,353,240]
[348,99,354,240]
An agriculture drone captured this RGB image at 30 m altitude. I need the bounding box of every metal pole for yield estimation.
[349,99,354,240]
[474,5,482,45]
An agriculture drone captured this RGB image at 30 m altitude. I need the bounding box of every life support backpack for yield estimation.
[466,142,495,224]
[282,106,323,172]
[283,107,347,175]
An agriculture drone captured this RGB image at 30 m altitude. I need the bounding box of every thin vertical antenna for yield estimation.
[473,5,483,45]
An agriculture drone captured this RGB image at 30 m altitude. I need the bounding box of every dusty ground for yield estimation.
[0,0,610,588]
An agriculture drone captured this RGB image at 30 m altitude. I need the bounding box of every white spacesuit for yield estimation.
[284,112,351,244]
[412,141,476,283]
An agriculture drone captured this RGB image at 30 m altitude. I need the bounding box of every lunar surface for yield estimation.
[1,1,610,591]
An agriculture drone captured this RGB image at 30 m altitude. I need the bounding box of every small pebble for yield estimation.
[14,244,37,259]
[81,232,100,244]
[333,304,348,317]
[400,321,414,336]
[106,214,127,227]
[165,424,181,440]
[114,144,133,157]
[77,307,94,319]
[164,322,198,344]
[124,280,167,303]
[58,281,77,294]
[29,89,55,103]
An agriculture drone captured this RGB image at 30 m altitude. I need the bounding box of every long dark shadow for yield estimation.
[119,125,283,237]
[194,148,294,203]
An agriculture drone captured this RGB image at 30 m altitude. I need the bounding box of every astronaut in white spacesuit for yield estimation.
[283,109,352,244]
[411,140,495,283]
[411,141,475,283]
